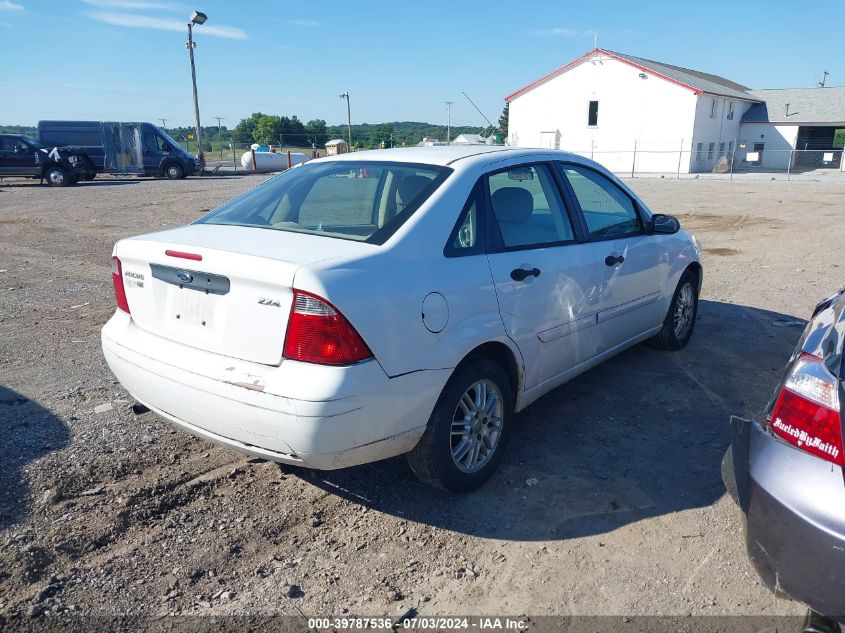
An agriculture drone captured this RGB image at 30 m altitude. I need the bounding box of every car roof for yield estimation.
[317,146,584,169]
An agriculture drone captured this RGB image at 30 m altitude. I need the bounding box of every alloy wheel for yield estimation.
[450,379,504,473]
[673,282,695,338]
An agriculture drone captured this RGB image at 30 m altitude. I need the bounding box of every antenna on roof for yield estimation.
[594,32,598,49]
[818,70,829,87]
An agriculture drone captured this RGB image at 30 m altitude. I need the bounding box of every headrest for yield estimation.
[491,187,533,224]
[397,175,432,206]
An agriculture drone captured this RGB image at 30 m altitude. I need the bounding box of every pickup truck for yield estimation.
[0,134,91,186]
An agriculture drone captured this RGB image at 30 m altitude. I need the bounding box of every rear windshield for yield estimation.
[196,161,452,244]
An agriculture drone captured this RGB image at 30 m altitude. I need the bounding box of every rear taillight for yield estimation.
[283,290,372,366]
[770,353,843,466]
[112,256,130,314]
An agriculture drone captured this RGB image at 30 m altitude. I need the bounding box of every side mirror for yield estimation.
[650,214,680,235]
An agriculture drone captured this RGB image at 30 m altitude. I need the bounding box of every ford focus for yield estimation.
[102,146,702,491]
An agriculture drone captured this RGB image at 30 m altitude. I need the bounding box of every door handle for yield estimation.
[510,267,541,281]
[605,255,625,266]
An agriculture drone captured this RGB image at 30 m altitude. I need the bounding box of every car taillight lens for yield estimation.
[770,353,843,466]
[112,256,130,314]
[283,290,372,366]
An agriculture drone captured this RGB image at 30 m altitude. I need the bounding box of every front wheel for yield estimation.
[407,358,513,492]
[44,165,73,187]
[648,269,699,350]
[164,163,184,180]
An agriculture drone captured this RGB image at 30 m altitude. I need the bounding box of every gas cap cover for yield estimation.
[421,292,449,333]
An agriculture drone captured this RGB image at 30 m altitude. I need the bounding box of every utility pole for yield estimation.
[187,10,208,168]
[214,116,224,161]
[339,91,352,150]
[160,118,168,132]
[446,101,453,145]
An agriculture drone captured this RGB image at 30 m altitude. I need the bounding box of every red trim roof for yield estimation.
[504,48,703,102]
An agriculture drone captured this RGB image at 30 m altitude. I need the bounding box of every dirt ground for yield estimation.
[1,171,844,626]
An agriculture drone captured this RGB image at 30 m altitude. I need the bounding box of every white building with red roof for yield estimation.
[505,48,843,173]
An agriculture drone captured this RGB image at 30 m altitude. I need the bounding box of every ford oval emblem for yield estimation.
[176,271,193,283]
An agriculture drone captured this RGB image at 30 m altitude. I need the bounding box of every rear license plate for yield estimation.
[172,287,213,327]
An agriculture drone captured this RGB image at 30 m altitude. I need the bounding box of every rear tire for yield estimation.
[407,358,513,492]
[721,446,739,506]
[647,268,698,350]
[165,163,184,180]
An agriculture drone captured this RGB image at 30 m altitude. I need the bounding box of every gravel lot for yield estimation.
[1,171,844,625]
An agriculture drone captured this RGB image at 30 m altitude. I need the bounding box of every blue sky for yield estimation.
[1,0,843,129]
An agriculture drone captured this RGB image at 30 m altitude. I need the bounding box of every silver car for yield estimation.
[724,285,845,625]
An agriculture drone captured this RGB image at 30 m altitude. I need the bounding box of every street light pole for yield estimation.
[339,91,352,150]
[446,101,453,145]
[187,11,207,168]
[214,115,224,161]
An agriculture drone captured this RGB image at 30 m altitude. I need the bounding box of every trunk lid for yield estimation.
[115,224,370,365]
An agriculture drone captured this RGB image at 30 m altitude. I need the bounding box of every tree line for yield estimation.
[229,113,490,148]
[1,110,507,150]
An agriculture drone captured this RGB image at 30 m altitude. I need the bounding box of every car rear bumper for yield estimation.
[101,312,448,470]
[729,415,845,621]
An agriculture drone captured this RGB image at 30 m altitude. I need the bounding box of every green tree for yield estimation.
[306,119,328,146]
[498,102,509,142]
[233,112,267,144]
[277,115,306,145]
[253,115,283,144]
[368,123,394,148]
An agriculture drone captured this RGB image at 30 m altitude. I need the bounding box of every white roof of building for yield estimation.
[325,139,347,145]
[453,134,487,144]
[506,48,760,102]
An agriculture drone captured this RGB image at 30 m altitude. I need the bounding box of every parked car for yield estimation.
[0,134,90,186]
[724,286,845,626]
[37,121,200,180]
[102,146,702,491]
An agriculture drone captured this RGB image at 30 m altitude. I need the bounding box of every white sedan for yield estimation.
[102,146,701,491]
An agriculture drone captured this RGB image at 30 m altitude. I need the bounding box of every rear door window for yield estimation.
[486,164,574,249]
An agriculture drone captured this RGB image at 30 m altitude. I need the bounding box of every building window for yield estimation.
[726,101,735,120]
[587,100,599,127]
[710,99,717,118]
[696,143,703,160]
[708,142,715,159]
[719,142,725,156]
[728,141,734,154]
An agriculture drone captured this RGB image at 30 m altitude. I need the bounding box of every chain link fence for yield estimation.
[182,137,845,179]
[560,144,844,180]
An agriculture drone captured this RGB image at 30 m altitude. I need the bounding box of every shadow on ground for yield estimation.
[0,386,70,531]
[303,300,804,541]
